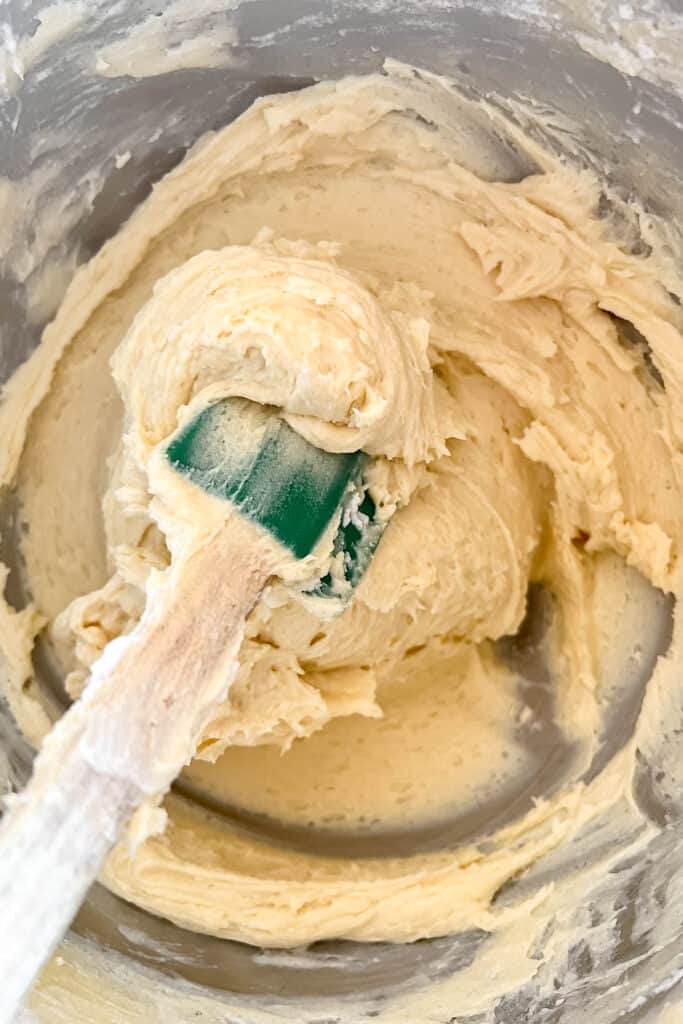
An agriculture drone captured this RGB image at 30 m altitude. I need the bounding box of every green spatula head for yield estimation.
[166,397,386,596]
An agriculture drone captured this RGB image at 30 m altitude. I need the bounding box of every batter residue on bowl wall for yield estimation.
[1,61,683,1007]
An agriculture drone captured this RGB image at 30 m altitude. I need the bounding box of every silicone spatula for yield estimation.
[0,397,384,1022]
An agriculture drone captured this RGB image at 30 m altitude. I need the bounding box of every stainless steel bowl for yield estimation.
[2,2,683,1021]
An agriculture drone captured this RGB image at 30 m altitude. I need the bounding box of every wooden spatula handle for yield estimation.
[0,750,140,1021]
[0,529,270,1022]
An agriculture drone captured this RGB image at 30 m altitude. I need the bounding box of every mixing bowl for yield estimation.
[2,1,683,1021]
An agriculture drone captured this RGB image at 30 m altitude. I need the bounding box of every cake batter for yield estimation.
[1,65,683,953]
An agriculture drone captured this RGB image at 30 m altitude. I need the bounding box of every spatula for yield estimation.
[0,397,385,1022]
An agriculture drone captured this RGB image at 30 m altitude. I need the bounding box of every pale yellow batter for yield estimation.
[2,66,683,953]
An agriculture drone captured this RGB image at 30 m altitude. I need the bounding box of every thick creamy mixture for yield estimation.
[2,67,683,959]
